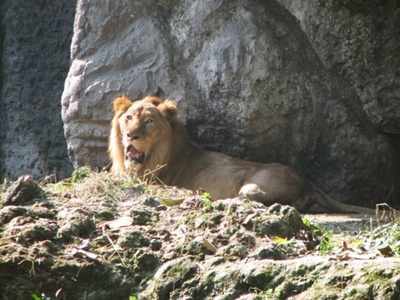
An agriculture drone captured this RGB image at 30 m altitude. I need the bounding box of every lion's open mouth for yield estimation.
[125,145,146,164]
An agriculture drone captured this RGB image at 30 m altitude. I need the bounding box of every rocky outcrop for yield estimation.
[1,172,400,299]
[0,0,76,179]
[279,0,400,134]
[62,0,398,206]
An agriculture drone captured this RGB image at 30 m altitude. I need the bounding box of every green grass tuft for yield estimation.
[303,217,334,254]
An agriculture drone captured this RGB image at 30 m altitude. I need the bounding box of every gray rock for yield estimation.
[62,0,398,206]
[132,249,160,273]
[254,243,285,260]
[140,257,199,300]
[94,208,115,221]
[4,175,43,206]
[30,205,56,219]
[149,239,162,251]
[242,203,306,238]
[117,230,150,248]
[5,217,58,244]
[0,0,75,179]
[217,242,248,259]
[130,208,157,225]
[267,203,305,232]
[0,206,28,225]
[57,208,95,240]
[186,236,217,255]
[142,196,161,208]
[278,0,400,134]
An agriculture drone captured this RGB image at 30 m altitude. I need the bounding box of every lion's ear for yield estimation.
[144,96,163,107]
[113,96,132,113]
[158,99,177,120]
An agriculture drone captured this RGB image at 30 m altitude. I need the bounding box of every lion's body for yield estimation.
[160,144,304,204]
[108,96,376,214]
[108,96,304,206]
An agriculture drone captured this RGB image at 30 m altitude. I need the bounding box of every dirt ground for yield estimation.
[1,170,399,300]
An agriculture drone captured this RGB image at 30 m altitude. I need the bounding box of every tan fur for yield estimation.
[108,95,306,207]
[108,96,376,214]
[108,96,133,175]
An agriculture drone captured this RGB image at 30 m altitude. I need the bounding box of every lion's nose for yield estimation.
[127,132,140,140]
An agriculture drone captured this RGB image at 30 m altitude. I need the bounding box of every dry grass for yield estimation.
[73,172,139,202]
[44,170,140,203]
[43,167,194,207]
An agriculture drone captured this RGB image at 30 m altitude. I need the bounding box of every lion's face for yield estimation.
[113,96,177,172]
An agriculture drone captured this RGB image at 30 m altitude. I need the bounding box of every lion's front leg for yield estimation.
[239,183,272,205]
[239,182,310,212]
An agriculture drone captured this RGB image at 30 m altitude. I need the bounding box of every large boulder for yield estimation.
[279,0,400,134]
[0,0,76,179]
[62,0,398,206]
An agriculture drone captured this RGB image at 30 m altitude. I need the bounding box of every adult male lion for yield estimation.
[109,95,373,213]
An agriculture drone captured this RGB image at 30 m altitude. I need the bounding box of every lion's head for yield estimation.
[109,96,178,177]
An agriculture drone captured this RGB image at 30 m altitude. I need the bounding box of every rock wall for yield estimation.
[62,0,399,206]
[0,0,76,179]
[278,0,400,134]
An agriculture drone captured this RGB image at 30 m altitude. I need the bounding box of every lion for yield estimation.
[109,95,373,214]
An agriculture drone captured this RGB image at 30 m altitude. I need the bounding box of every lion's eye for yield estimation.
[126,115,132,121]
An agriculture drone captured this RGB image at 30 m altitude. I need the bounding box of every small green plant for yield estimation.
[31,293,51,300]
[200,192,213,211]
[31,294,42,300]
[32,293,42,300]
[303,217,334,254]
[318,231,334,254]
[70,166,92,183]
[302,217,324,235]
[271,236,289,245]
[255,288,275,299]
[129,294,138,300]
[119,177,140,189]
